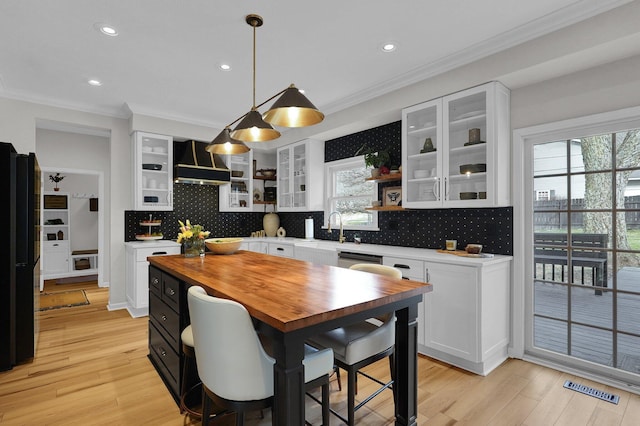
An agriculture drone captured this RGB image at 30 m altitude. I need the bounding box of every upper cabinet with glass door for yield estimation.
[277,139,324,211]
[402,81,510,208]
[132,131,173,211]
[219,151,253,212]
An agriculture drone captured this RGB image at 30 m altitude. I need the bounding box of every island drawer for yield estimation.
[149,292,180,353]
[149,322,179,396]
[161,273,180,312]
[149,266,161,297]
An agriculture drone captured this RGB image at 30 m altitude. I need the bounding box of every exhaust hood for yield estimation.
[174,140,231,185]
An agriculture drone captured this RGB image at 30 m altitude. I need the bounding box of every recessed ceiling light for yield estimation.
[94,22,118,36]
[88,79,102,86]
[219,64,231,71]
[381,42,397,52]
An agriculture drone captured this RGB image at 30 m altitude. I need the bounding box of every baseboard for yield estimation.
[126,305,149,318]
[107,302,128,311]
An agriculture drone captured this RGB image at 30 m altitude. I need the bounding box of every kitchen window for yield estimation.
[324,156,378,230]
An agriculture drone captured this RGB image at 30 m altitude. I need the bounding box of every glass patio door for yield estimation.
[528,129,640,382]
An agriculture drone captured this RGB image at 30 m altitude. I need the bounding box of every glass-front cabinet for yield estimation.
[277,139,324,211]
[132,131,173,211]
[402,98,443,206]
[402,81,510,208]
[219,151,253,212]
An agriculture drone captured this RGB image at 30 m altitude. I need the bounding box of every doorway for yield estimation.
[514,107,640,391]
[39,167,105,291]
[35,123,110,295]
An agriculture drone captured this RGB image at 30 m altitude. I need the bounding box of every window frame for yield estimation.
[323,155,379,231]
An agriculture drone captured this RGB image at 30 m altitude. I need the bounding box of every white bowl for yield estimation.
[414,170,429,179]
[142,146,153,153]
[152,146,167,154]
[205,237,243,255]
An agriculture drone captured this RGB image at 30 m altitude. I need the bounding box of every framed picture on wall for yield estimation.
[383,186,402,206]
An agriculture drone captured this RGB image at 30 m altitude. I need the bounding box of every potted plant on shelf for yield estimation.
[355,144,391,178]
[49,173,65,191]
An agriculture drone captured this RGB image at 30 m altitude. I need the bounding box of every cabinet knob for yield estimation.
[168,288,175,296]
[160,348,167,357]
[161,315,167,321]
[152,278,159,284]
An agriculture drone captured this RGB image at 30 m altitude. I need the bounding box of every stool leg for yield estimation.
[201,391,211,426]
[180,351,191,414]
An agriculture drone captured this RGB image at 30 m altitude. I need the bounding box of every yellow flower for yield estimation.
[177,219,208,244]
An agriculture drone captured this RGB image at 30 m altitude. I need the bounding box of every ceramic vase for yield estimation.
[263,212,280,237]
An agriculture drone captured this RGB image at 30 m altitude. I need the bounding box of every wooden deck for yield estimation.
[533,267,640,375]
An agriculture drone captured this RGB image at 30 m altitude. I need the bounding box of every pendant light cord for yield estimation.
[252,19,257,108]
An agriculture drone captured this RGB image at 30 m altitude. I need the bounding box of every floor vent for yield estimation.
[563,380,619,404]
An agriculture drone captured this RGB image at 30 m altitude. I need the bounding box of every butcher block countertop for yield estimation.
[148,250,431,333]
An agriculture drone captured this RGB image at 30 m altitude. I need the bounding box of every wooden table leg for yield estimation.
[394,302,419,426]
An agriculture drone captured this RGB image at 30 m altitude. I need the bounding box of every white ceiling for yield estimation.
[0,0,635,142]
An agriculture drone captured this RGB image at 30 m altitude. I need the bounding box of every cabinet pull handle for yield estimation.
[444,177,449,200]
[152,251,167,255]
[277,247,284,251]
[162,315,167,321]
[394,264,410,269]
[425,268,430,282]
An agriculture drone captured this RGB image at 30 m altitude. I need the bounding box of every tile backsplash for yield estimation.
[125,120,513,255]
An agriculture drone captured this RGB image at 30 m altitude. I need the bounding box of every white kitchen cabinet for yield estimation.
[268,241,295,258]
[383,256,426,345]
[42,240,70,275]
[132,131,173,211]
[219,151,253,212]
[125,240,181,317]
[42,192,71,278]
[277,139,324,211]
[240,240,268,253]
[402,81,510,208]
[295,245,338,266]
[421,259,511,375]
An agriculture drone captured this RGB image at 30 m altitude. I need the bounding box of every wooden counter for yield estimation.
[148,250,431,425]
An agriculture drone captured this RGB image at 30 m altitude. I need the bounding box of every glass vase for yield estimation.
[183,239,205,258]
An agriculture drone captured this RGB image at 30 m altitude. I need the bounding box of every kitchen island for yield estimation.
[148,250,431,425]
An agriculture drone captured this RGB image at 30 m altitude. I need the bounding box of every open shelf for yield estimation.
[366,173,402,182]
[365,206,405,211]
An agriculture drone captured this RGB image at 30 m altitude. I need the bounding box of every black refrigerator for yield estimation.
[1,142,40,371]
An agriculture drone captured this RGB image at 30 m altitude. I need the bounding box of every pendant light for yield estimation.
[205,127,249,154]
[231,14,281,142]
[263,84,324,127]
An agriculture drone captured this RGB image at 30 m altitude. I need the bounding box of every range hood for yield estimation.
[174,140,231,185]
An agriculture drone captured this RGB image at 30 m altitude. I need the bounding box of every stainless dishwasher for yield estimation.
[337,251,383,268]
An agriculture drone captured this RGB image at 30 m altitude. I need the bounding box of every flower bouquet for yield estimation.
[177,219,210,257]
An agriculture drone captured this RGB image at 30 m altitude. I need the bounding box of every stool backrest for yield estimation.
[349,263,403,279]
[187,286,275,401]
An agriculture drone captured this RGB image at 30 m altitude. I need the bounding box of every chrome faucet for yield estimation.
[328,211,346,243]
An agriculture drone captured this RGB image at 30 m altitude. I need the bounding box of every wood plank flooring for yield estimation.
[1,281,639,425]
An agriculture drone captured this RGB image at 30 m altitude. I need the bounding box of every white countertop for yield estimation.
[244,237,512,266]
[125,239,181,249]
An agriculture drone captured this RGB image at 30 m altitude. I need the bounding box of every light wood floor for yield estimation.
[1,281,640,425]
